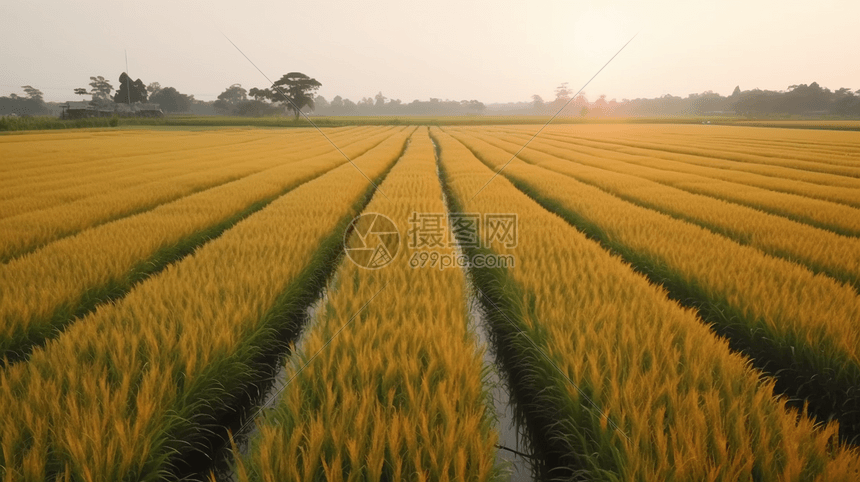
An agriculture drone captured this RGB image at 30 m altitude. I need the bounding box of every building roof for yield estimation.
[62,101,95,110]
[60,101,163,113]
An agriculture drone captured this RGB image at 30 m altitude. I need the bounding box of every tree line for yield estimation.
[3,74,859,118]
[212,72,486,118]
[77,74,195,113]
[523,82,860,118]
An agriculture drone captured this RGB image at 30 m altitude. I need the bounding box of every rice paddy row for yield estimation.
[0,128,412,481]
[443,127,860,444]
[0,128,390,261]
[0,127,401,363]
[492,126,860,206]
[233,128,499,481]
[480,128,860,235]
[1,123,858,481]
[452,129,860,291]
[432,127,859,480]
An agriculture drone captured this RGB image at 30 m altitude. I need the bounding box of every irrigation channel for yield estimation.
[205,283,334,481]
[434,138,538,480]
[180,140,540,481]
[171,135,411,481]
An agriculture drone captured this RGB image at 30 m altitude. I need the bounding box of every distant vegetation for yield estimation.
[0,115,119,132]
[3,75,859,131]
[4,115,860,133]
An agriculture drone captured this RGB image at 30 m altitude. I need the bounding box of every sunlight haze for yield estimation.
[1,0,857,104]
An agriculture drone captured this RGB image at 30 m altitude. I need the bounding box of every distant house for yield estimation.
[60,101,164,119]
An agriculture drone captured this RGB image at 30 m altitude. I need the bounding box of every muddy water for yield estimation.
[207,280,334,482]
[465,282,538,481]
[205,138,537,480]
[433,138,537,481]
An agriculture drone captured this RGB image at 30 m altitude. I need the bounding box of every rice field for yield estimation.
[1,123,859,481]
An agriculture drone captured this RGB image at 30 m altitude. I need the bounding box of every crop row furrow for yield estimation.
[446,128,860,445]
[0,127,413,482]
[491,126,860,198]
[0,127,317,182]
[432,127,860,480]
[0,127,399,363]
[459,129,860,291]
[0,128,371,218]
[234,128,499,481]
[480,128,860,235]
[529,127,860,176]
[0,127,370,203]
[0,127,393,262]
[496,126,860,190]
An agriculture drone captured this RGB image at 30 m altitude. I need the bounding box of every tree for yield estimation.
[213,84,248,114]
[555,82,572,101]
[114,73,148,104]
[357,96,374,112]
[89,76,113,101]
[248,87,269,101]
[218,84,248,104]
[314,95,329,112]
[269,72,322,119]
[374,91,387,109]
[233,100,279,117]
[21,86,43,102]
[342,98,358,114]
[147,82,162,96]
[149,87,193,113]
[1,87,48,116]
[532,94,544,111]
[461,99,485,114]
[74,88,88,98]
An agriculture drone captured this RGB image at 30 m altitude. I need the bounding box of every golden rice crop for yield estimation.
[484,127,860,236]
[0,127,388,260]
[491,125,860,207]
[510,123,860,176]
[431,127,860,480]
[494,124,860,190]
[0,127,401,362]
[0,127,374,219]
[445,128,860,441]
[0,127,356,185]
[457,129,860,290]
[0,128,278,195]
[235,128,499,482]
[0,127,413,481]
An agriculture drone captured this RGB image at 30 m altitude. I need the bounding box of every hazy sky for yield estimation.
[1,0,858,104]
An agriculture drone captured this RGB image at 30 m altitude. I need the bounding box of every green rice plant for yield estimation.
[431,127,860,481]
[490,125,860,207]
[0,127,400,363]
[0,127,414,481]
[457,129,860,292]
[475,127,860,235]
[0,127,389,260]
[444,128,860,445]
[0,115,118,132]
[234,128,500,482]
[0,127,374,219]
